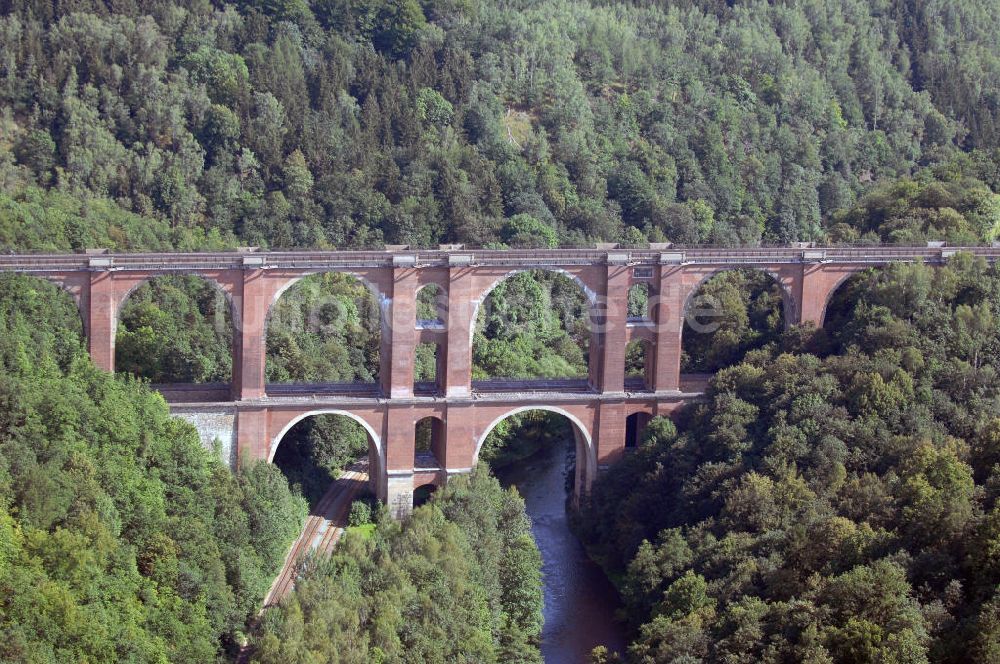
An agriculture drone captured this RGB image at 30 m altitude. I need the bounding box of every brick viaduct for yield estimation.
[2,245,993,516]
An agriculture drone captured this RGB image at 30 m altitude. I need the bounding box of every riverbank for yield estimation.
[494,438,627,662]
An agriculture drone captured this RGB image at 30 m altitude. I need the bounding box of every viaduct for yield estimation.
[1,245,993,516]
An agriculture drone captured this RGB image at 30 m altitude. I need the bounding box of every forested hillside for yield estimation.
[5,0,1000,662]
[0,274,306,661]
[7,0,1000,386]
[3,0,1000,251]
[577,255,1000,662]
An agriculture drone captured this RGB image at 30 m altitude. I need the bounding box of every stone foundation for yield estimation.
[172,407,238,469]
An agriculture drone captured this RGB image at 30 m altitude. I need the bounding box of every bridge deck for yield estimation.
[1,246,998,271]
[155,375,713,407]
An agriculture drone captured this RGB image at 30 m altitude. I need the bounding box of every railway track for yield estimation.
[261,464,370,608]
[236,464,370,662]
[4,245,1000,272]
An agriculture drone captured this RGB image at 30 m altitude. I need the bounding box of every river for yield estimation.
[494,439,628,663]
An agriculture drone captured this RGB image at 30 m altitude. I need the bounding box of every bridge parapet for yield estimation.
[2,245,999,271]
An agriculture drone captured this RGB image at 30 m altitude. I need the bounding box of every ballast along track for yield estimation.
[2,245,1000,272]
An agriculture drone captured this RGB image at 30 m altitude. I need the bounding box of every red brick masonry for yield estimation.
[4,246,987,514]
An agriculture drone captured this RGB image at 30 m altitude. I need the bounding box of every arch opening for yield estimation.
[475,406,595,500]
[413,483,438,508]
[115,274,233,384]
[266,272,381,387]
[270,411,381,508]
[625,412,652,449]
[415,416,445,469]
[0,273,86,372]
[822,268,882,354]
[414,342,441,394]
[416,284,447,328]
[472,270,592,381]
[625,338,652,390]
[627,282,652,322]
[681,268,786,373]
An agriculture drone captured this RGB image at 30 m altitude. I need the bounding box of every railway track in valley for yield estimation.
[236,463,369,663]
[262,463,370,607]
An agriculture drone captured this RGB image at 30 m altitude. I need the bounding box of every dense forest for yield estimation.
[577,255,1000,662]
[0,268,546,662]
[4,0,1000,661]
[0,273,306,661]
[2,0,1000,252]
[248,467,544,662]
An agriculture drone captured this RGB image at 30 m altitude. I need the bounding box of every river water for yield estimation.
[494,439,627,663]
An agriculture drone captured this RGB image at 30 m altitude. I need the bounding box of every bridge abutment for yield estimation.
[172,406,239,468]
[386,472,415,519]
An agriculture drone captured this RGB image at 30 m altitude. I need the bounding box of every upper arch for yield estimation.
[116,273,239,332]
[0,272,87,338]
[818,269,872,327]
[267,271,388,328]
[415,282,448,327]
[263,271,386,384]
[682,266,795,330]
[470,268,598,343]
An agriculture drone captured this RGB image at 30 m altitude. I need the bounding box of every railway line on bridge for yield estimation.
[1,244,998,272]
[2,245,994,515]
[154,375,712,406]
